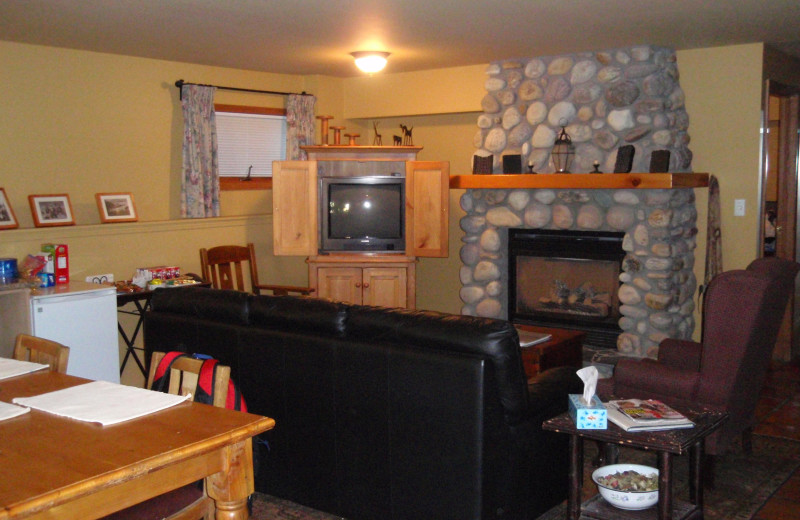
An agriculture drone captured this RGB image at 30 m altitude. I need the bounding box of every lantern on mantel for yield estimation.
[552,126,575,173]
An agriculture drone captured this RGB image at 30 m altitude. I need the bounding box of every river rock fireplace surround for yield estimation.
[458,184,700,359]
[459,45,704,359]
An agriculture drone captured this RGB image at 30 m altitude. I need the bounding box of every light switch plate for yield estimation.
[734,199,745,216]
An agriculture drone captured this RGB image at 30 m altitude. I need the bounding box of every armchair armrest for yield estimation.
[658,338,702,371]
[254,284,315,296]
[613,358,700,401]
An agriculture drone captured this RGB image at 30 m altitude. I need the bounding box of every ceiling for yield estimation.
[1,0,799,78]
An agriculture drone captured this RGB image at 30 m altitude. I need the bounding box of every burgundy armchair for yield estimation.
[598,257,799,457]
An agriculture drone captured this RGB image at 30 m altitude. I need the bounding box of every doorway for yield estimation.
[760,81,800,360]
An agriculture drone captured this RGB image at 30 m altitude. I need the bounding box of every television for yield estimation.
[319,176,405,252]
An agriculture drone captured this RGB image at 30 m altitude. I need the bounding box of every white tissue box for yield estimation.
[568,394,607,429]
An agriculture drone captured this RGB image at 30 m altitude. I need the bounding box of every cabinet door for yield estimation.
[317,267,363,305]
[362,267,407,308]
[273,161,318,256]
[406,161,450,258]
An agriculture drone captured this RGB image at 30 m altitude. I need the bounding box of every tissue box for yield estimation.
[568,394,607,429]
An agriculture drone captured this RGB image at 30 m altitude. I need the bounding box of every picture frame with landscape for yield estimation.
[0,188,19,230]
[28,194,75,227]
[96,192,137,223]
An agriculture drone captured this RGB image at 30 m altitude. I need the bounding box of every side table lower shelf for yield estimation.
[580,495,697,520]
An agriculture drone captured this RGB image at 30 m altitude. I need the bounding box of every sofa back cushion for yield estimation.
[344,305,529,425]
[150,286,250,325]
[248,295,349,337]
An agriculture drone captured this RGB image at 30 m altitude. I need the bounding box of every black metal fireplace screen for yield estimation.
[508,229,625,348]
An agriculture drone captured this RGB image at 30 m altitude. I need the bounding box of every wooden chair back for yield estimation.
[200,243,314,296]
[14,334,70,373]
[146,352,230,408]
[199,244,252,292]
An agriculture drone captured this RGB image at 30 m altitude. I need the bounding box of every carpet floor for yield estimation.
[249,434,800,520]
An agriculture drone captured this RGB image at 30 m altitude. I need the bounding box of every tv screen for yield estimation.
[320,177,405,252]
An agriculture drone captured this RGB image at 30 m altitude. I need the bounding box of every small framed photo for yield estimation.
[0,188,19,230]
[29,194,75,227]
[95,192,138,223]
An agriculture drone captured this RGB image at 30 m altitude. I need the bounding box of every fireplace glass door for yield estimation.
[509,229,624,348]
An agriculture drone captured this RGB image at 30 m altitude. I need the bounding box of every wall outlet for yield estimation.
[86,273,114,284]
[734,199,746,217]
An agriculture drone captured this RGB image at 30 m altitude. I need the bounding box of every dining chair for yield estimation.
[103,351,232,520]
[200,242,314,296]
[13,334,70,373]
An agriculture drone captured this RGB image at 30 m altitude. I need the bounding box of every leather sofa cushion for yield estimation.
[248,295,348,338]
[150,287,250,325]
[344,305,530,425]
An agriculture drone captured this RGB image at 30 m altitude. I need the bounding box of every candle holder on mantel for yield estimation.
[527,161,537,174]
[592,160,602,174]
[316,115,333,145]
[330,126,345,146]
[345,133,360,146]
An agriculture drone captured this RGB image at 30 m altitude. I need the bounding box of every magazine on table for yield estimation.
[515,328,552,348]
[607,399,694,432]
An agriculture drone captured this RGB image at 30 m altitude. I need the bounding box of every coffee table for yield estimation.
[542,406,727,520]
[516,325,585,379]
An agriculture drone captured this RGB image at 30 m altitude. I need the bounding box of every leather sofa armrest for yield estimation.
[614,358,700,401]
[527,366,584,421]
[658,338,702,371]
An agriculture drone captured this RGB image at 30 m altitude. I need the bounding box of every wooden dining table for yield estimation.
[0,370,275,520]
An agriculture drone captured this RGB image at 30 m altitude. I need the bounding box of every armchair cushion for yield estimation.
[612,358,701,402]
[657,338,702,371]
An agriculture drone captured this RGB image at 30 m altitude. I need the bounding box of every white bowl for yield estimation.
[591,463,659,510]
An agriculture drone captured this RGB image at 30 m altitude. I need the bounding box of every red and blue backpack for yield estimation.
[151,351,247,412]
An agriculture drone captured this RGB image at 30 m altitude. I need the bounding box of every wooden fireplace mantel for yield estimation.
[449,173,709,190]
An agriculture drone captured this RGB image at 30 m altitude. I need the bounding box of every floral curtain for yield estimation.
[286,94,316,160]
[181,84,220,218]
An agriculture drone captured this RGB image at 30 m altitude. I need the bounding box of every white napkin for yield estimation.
[0,357,49,381]
[576,366,599,405]
[12,380,191,426]
[0,400,30,421]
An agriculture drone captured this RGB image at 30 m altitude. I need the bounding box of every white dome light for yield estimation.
[351,51,390,73]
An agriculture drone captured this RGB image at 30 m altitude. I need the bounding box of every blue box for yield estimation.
[568,394,607,429]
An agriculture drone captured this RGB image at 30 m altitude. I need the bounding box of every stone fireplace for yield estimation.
[459,187,699,359]
[458,45,700,359]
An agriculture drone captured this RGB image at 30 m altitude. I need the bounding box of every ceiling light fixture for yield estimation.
[351,51,390,73]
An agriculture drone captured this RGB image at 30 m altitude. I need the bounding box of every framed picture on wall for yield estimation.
[0,188,19,230]
[95,192,138,223]
[28,194,75,227]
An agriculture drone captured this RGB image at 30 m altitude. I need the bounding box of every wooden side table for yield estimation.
[516,325,585,379]
[542,408,728,520]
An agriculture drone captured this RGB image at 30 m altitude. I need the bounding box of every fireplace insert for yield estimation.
[509,229,625,348]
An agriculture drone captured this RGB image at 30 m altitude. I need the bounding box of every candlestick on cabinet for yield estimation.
[330,126,345,145]
[316,115,333,145]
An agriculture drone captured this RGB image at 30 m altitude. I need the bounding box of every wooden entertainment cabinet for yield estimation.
[272,146,449,309]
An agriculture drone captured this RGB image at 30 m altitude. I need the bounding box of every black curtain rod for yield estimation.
[175,79,312,99]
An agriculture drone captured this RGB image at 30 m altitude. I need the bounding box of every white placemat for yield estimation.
[0,400,30,421]
[12,380,192,426]
[0,357,49,381]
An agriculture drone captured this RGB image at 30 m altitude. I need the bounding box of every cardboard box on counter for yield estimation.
[568,394,607,429]
[41,244,68,284]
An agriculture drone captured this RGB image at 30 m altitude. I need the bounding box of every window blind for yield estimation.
[216,112,286,177]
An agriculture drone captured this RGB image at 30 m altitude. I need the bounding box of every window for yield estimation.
[215,105,286,190]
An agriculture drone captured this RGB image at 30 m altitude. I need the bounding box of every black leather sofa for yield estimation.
[144,287,582,520]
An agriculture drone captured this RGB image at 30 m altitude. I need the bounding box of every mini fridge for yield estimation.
[30,281,119,383]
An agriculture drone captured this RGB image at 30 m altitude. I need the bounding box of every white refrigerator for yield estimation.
[30,281,119,383]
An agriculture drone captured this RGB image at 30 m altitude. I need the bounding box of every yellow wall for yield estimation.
[0,40,770,365]
[677,43,765,273]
